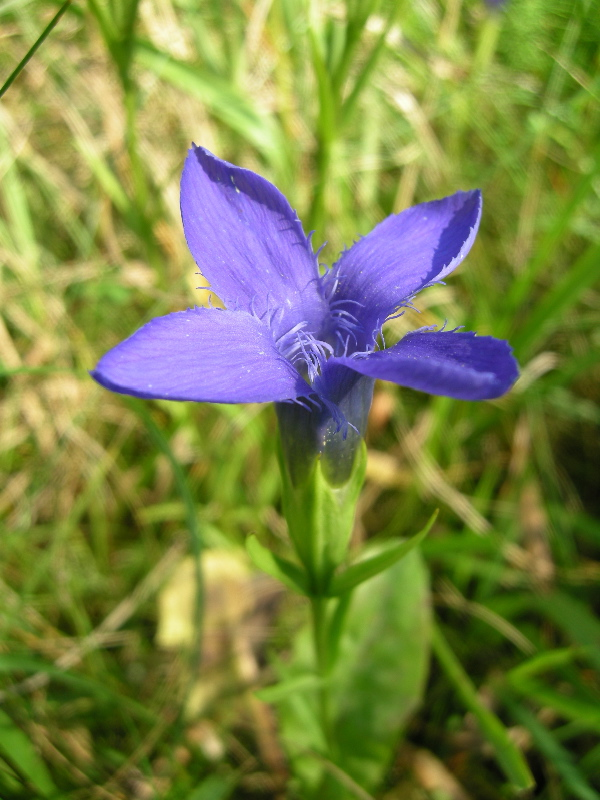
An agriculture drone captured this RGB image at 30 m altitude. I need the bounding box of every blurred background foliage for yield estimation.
[0,0,599,797]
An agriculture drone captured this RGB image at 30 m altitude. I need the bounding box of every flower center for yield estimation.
[320,268,371,353]
[274,292,372,384]
[276,324,333,383]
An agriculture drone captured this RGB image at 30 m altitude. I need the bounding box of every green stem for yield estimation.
[306,26,336,233]
[472,13,502,77]
[308,132,332,235]
[276,429,367,765]
[124,82,149,214]
[121,73,164,280]
[310,596,334,754]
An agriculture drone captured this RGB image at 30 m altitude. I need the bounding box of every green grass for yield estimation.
[0,0,599,796]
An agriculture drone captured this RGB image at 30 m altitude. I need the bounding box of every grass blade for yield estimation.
[0,0,71,99]
[504,696,600,800]
[0,709,57,798]
[513,241,600,359]
[432,623,535,791]
[184,772,239,800]
[124,398,204,666]
[535,592,600,671]
[504,140,600,324]
[134,41,287,173]
[506,678,600,733]
[256,673,322,703]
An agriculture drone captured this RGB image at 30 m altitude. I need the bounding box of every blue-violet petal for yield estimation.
[329,190,482,347]
[91,308,310,403]
[335,330,518,400]
[181,145,329,339]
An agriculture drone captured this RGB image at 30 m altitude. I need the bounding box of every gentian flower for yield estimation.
[92,146,518,483]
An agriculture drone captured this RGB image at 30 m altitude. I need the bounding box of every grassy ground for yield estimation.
[1,0,599,797]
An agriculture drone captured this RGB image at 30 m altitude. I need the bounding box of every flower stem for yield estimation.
[310,595,335,755]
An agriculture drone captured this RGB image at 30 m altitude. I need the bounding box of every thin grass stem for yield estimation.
[0,0,72,99]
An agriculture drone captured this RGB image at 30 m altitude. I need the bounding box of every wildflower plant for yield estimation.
[93,145,519,796]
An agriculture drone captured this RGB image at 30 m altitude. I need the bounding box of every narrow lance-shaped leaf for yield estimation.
[324,546,432,795]
[328,510,438,596]
[246,535,309,596]
[256,673,323,704]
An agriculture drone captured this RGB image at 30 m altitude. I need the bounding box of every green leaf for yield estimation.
[184,772,239,800]
[324,547,431,795]
[246,535,309,595]
[256,673,322,704]
[432,624,535,791]
[269,637,328,794]
[274,547,431,798]
[328,510,437,596]
[0,709,57,798]
[278,440,368,594]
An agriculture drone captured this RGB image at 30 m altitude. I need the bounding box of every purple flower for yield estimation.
[92,146,517,476]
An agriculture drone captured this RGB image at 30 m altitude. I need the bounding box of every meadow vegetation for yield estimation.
[1,0,599,797]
